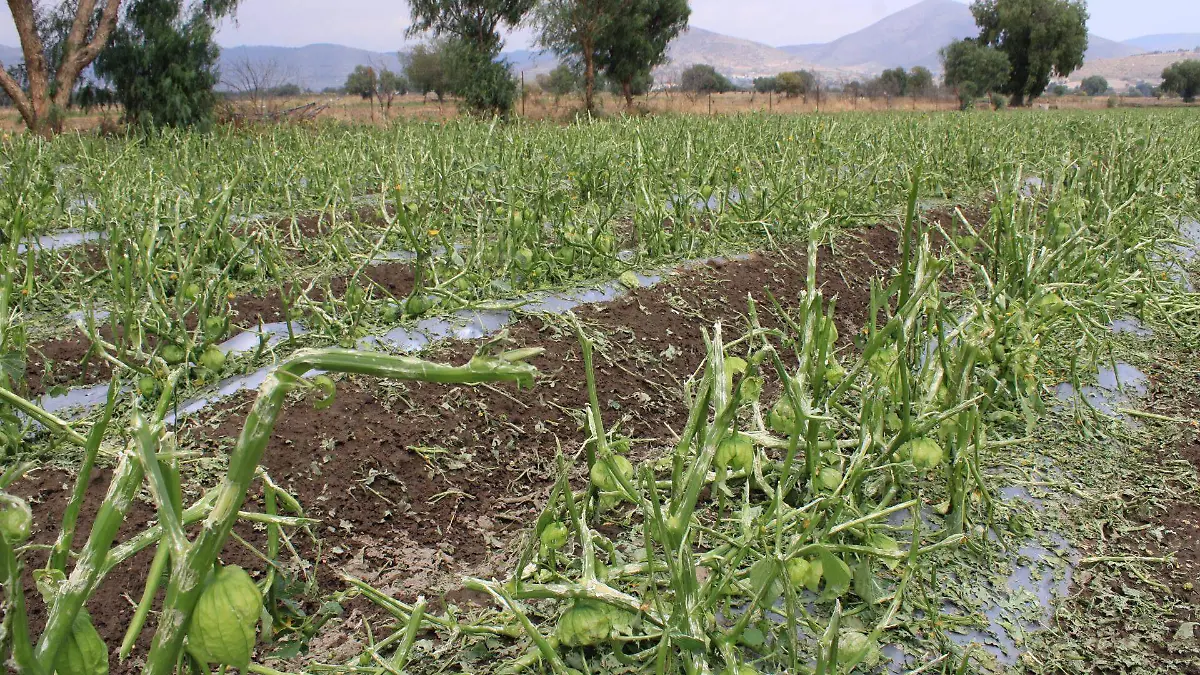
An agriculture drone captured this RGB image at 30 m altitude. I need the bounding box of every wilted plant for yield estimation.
[0,345,540,675]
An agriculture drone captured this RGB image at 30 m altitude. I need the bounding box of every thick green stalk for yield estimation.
[0,387,88,447]
[143,347,539,675]
[2,532,44,675]
[50,379,119,571]
[35,451,147,672]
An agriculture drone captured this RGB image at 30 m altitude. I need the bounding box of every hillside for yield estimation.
[0,44,21,66]
[1124,34,1200,52]
[218,44,403,92]
[1071,48,1200,89]
[656,27,844,82]
[781,0,975,70]
[780,0,1140,73]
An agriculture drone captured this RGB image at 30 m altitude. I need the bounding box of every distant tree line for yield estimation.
[393,0,688,116]
[0,0,691,131]
[2,0,1196,134]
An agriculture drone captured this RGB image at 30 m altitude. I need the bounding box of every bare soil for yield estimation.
[12,224,904,673]
[1055,356,1200,673]
[23,261,417,397]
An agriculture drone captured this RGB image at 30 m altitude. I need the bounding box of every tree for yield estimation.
[345,65,378,101]
[614,69,653,97]
[443,38,518,116]
[908,66,934,96]
[679,64,732,99]
[876,67,909,97]
[776,70,815,99]
[753,76,777,94]
[0,0,123,134]
[1080,75,1108,96]
[402,40,451,102]
[536,62,581,104]
[595,0,688,109]
[267,83,303,97]
[93,0,232,129]
[378,68,407,115]
[535,0,622,114]
[971,0,1089,106]
[1131,81,1156,98]
[407,0,533,53]
[222,57,294,109]
[406,0,530,115]
[1049,82,1069,96]
[941,38,1011,109]
[1161,60,1200,103]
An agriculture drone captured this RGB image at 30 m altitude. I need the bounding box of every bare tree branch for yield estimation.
[0,63,34,127]
[53,0,123,109]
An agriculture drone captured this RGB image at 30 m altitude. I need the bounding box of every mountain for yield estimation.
[779,0,1140,73]
[658,27,844,82]
[1124,34,1200,53]
[1,44,22,65]
[501,50,559,77]
[217,44,403,92]
[781,0,975,71]
[1072,48,1200,88]
[1086,35,1143,61]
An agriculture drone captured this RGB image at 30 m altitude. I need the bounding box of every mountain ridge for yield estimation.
[1123,34,1200,52]
[779,0,1141,71]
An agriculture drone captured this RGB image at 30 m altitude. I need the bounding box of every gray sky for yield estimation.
[2,0,1198,52]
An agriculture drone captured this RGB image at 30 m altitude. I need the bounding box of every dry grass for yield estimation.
[2,89,1194,133]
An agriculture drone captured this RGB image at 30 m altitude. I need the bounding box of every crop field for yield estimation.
[2,110,1200,675]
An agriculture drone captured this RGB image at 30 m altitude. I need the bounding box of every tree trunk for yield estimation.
[583,48,595,115]
[622,80,633,110]
[0,0,123,136]
[1010,92,1024,107]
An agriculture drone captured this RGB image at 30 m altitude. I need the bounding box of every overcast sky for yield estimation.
[2,0,1198,52]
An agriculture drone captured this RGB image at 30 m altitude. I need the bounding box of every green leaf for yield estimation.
[749,557,782,609]
[671,632,707,654]
[853,559,887,605]
[819,549,852,600]
[740,626,765,648]
[0,350,24,383]
[55,611,109,675]
[868,532,902,570]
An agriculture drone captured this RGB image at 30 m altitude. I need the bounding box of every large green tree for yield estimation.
[406,0,532,115]
[407,0,533,52]
[679,64,732,98]
[402,40,451,102]
[1160,60,1200,103]
[876,68,909,97]
[1080,74,1108,96]
[776,70,815,99]
[970,0,1089,106]
[908,66,934,96]
[344,65,378,100]
[94,0,235,129]
[443,38,518,116]
[595,0,688,109]
[535,0,625,113]
[941,38,1011,109]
